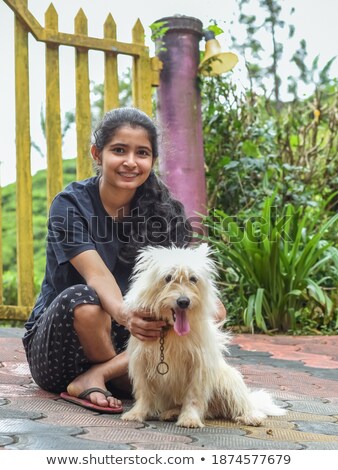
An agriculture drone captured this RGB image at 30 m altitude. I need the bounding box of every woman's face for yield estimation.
[92,125,154,193]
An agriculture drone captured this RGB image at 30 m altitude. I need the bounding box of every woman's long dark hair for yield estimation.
[92,107,192,262]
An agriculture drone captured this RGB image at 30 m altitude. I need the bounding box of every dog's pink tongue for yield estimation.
[174,309,190,336]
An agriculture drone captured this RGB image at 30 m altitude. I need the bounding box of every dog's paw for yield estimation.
[160,407,181,422]
[235,412,264,427]
[176,415,205,428]
[121,409,147,423]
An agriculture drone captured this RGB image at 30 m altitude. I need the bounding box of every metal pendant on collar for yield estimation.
[156,326,169,375]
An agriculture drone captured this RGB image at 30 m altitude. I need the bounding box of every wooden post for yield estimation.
[45,3,63,207]
[75,9,92,180]
[14,0,34,306]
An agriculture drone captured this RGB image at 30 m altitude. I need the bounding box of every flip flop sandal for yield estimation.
[60,387,123,414]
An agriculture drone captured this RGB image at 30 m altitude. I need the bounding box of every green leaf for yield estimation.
[319,56,336,83]
[223,161,240,170]
[254,288,267,332]
[312,55,320,70]
[306,279,333,313]
[244,294,255,330]
[286,290,303,297]
[207,24,224,37]
[289,134,299,147]
[242,140,260,157]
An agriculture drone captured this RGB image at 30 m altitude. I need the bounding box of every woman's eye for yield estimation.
[190,276,198,284]
[112,147,125,154]
[165,275,172,283]
[138,150,151,157]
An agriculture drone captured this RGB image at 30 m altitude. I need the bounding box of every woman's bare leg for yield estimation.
[66,303,129,408]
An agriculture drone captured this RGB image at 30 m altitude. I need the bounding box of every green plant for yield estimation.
[149,21,169,53]
[202,75,338,215]
[203,195,338,333]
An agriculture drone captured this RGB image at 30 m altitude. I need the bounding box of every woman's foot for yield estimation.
[66,360,125,409]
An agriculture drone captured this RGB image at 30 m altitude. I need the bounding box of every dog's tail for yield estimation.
[250,389,286,416]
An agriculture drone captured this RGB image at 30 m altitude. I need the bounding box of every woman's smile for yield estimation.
[118,172,140,178]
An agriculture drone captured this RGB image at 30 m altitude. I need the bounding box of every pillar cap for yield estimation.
[155,15,203,37]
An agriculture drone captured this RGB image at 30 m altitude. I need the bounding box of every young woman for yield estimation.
[23,107,225,413]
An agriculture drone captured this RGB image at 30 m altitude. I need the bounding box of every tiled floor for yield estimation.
[0,328,337,450]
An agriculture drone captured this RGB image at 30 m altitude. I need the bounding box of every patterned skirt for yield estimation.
[22,284,130,393]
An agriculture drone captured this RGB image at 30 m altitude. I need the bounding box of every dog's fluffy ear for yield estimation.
[195,243,218,273]
[195,242,211,258]
[133,246,155,274]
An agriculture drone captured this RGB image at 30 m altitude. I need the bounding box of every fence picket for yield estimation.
[45,3,63,207]
[14,1,34,308]
[104,14,119,112]
[75,9,92,181]
[132,19,152,116]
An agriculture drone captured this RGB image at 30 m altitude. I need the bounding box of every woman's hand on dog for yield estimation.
[214,299,227,323]
[125,309,167,341]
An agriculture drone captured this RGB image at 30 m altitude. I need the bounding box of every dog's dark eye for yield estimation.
[190,276,198,284]
[165,274,172,283]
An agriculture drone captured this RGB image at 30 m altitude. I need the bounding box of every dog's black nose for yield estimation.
[176,296,190,309]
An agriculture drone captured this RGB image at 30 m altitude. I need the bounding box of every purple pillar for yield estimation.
[156,16,206,232]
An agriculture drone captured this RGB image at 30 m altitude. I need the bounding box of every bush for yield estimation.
[203,195,338,333]
[202,77,338,216]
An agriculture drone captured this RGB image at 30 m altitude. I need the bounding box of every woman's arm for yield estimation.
[215,298,227,323]
[70,250,124,321]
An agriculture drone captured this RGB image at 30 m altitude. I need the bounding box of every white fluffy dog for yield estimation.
[122,243,285,428]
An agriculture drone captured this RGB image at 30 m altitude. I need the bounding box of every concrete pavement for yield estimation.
[0,327,337,450]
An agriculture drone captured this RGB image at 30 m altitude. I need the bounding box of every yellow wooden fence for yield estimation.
[0,0,161,321]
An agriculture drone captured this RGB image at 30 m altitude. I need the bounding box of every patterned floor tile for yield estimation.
[247,426,338,443]
[287,400,338,415]
[78,426,194,445]
[0,435,14,446]
[6,434,130,450]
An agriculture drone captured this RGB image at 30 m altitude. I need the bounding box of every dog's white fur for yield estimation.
[122,244,285,428]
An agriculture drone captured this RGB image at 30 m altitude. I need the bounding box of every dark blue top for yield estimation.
[24,176,134,332]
